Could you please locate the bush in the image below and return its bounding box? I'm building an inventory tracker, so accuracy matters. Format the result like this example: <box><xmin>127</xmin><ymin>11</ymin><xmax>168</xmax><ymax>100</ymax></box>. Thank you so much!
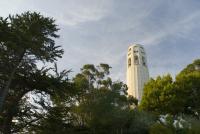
<box><xmin>149</xmin><ymin>123</ymin><xmax>173</xmax><ymax>134</ymax></box>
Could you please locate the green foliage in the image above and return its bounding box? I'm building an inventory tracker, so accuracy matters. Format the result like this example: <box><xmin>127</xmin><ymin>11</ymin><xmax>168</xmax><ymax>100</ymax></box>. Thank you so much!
<box><xmin>149</xmin><ymin>123</ymin><xmax>173</xmax><ymax>134</ymax></box>
<box><xmin>32</xmin><ymin>106</ymin><xmax>73</xmax><ymax>134</ymax></box>
<box><xmin>0</xmin><ymin>11</ymin><xmax>65</xmax><ymax>133</ymax></box>
<box><xmin>72</xmin><ymin>64</ymin><xmax>130</xmax><ymax>133</ymax></box>
<box><xmin>34</xmin><ymin>63</ymin><xmax>154</xmax><ymax>134</ymax></box>
<box><xmin>0</xmin><ymin>11</ymin><xmax>63</xmax><ymax>63</ymax></box>
<box><xmin>140</xmin><ymin>59</ymin><xmax>200</xmax><ymax>117</ymax></box>
<box><xmin>187</xmin><ymin>119</ymin><xmax>200</xmax><ymax>134</ymax></box>
<box><xmin>140</xmin><ymin>74</ymin><xmax>176</xmax><ymax>114</ymax></box>
<box><xmin>175</xmin><ymin>61</ymin><xmax>200</xmax><ymax>117</ymax></box>
<box><xmin>149</xmin><ymin>115</ymin><xmax>200</xmax><ymax>134</ymax></box>
<box><xmin>179</xmin><ymin>59</ymin><xmax>200</xmax><ymax>74</ymax></box>
<box><xmin>126</xmin><ymin>110</ymin><xmax>156</xmax><ymax>134</ymax></box>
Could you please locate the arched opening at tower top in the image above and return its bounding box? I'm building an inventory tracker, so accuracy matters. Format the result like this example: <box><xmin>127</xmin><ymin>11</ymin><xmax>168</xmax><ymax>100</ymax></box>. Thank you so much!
<box><xmin>128</xmin><ymin>58</ymin><xmax>131</xmax><ymax>67</ymax></box>
<box><xmin>134</xmin><ymin>55</ymin><xmax>139</xmax><ymax>65</ymax></box>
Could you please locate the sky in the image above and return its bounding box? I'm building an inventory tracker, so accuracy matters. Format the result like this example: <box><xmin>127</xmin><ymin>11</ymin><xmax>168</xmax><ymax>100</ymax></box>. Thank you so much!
<box><xmin>0</xmin><ymin>0</ymin><xmax>200</xmax><ymax>81</ymax></box>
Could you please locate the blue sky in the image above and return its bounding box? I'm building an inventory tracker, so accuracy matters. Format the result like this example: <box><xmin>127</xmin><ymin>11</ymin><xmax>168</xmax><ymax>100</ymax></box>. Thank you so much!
<box><xmin>0</xmin><ymin>0</ymin><xmax>200</xmax><ymax>81</ymax></box>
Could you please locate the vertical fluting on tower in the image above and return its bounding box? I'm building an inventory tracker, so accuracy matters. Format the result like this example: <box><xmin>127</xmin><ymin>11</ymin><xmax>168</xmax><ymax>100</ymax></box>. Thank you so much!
<box><xmin>126</xmin><ymin>44</ymin><xmax>149</xmax><ymax>102</ymax></box>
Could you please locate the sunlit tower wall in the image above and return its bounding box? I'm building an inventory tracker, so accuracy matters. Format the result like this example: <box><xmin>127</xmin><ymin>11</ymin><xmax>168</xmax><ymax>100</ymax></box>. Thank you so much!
<box><xmin>126</xmin><ymin>44</ymin><xmax>149</xmax><ymax>102</ymax></box>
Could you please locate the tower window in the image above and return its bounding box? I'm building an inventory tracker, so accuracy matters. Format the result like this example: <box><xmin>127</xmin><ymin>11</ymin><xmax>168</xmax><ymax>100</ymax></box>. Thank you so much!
<box><xmin>142</xmin><ymin>56</ymin><xmax>146</xmax><ymax>66</ymax></box>
<box><xmin>134</xmin><ymin>55</ymin><xmax>139</xmax><ymax>65</ymax></box>
<box><xmin>128</xmin><ymin>58</ymin><xmax>131</xmax><ymax>67</ymax></box>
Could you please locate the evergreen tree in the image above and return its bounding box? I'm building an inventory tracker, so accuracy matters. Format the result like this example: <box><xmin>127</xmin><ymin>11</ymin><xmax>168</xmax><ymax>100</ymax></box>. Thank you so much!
<box><xmin>0</xmin><ymin>12</ymin><xmax>66</xmax><ymax>133</ymax></box>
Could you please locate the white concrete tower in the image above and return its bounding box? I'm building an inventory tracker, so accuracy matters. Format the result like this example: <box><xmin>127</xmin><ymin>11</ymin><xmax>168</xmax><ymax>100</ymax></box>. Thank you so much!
<box><xmin>126</xmin><ymin>44</ymin><xmax>149</xmax><ymax>102</ymax></box>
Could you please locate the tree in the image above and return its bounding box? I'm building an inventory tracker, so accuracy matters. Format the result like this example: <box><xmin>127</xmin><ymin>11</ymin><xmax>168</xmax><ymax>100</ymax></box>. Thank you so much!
<box><xmin>24</xmin><ymin>63</ymin><xmax>157</xmax><ymax>134</ymax></box>
<box><xmin>0</xmin><ymin>11</ymin><xmax>63</xmax><ymax>112</ymax></box>
<box><xmin>175</xmin><ymin>59</ymin><xmax>200</xmax><ymax>118</ymax></box>
<box><xmin>139</xmin><ymin>74</ymin><xmax>176</xmax><ymax>115</ymax></box>
<box><xmin>140</xmin><ymin>59</ymin><xmax>200</xmax><ymax>117</ymax></box>
<box><xmin>33</xmin><ymin>64</ymin><xmax>147</xmax><ymax>134</ymax></box>
<box><xmin>70</xmin><ymin>64</ymin><xmax>148</xmax><ymax>134</ymax></box>
<box><xmin>13</xmin><ymin>66</ymin><xmax>75</xmax><ymax>133</ymax></box>
<box><xmin>0</xmin><ymin>12</ymin><xmax>67</xmax><ymax>134</ymax></box>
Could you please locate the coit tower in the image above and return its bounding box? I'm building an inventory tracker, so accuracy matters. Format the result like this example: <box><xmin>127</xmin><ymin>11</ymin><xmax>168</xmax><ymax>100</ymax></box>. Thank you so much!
<box><xmin>126</xmin><ymin>44</ymin><xmax>149</xmax><ymax>102</ymax></box>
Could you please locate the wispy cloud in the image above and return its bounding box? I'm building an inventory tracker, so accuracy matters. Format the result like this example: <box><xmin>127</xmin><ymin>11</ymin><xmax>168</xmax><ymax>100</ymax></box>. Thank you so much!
<box><xmin>140</xmin><ymin>11</ymin><xmax>200</xmax><ymax>46</ymax></box>
<box><xmin>0</xmin><ymin>0</ymin><xmax>200</xmax><ymax>81</ymax></box>
<box><xmin>55</xmin><ymin>0</ymin><xmax>113</xmax><ymax>26</ymax></box>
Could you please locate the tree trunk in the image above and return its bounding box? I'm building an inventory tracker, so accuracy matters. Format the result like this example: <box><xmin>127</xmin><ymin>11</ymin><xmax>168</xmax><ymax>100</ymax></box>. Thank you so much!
<box><xmin>1</xmin><ymin>89</ymin><xmax>28</xmax><ymax>133</ymax></box>
<box><xmin>0</xmin><ymin>50</ymin><xmax>25</xmax><ymax>113</ymax></box>
<box><xmin>2</xmin><ymin>111</ymin><xmax>13</xmax><ymax>134</ymax></box>
<box><xmin>0</xmin><ymin>67</ymin><xmax>17</xmax><ymax>113</ymax></box>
